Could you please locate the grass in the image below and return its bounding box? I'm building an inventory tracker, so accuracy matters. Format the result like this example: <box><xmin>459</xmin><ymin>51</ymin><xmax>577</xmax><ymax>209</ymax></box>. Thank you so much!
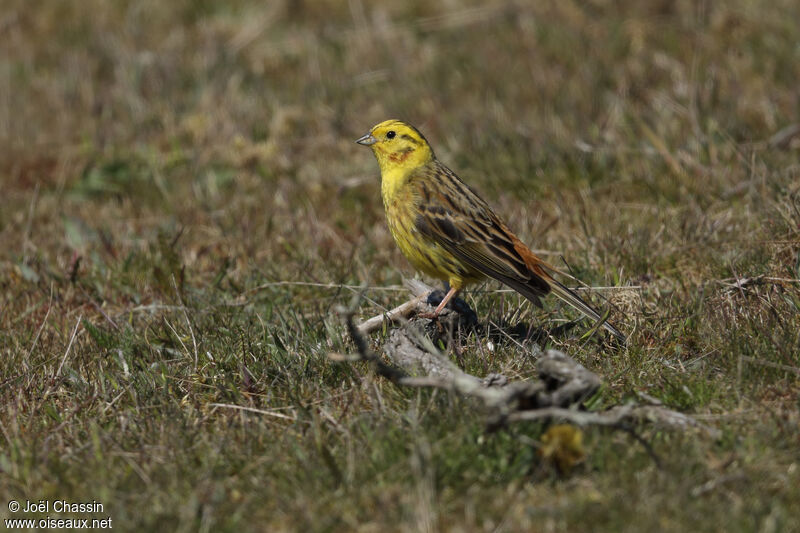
<box><xmin>2</xmin><ymin>0</ymin><xmax>800</xmax><ymax>531</ymax></box>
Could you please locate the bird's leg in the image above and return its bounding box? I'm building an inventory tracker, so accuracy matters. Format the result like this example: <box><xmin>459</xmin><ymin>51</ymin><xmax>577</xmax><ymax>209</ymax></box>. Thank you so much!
<box><xmin>419</xmin><ymin>285</ymin><xmax>460</xmax><ymax>319</ymax></box>
<box><xmin>433</xmin><ymin>286</ymin><xmax>459</xmax><ymax>315</ymax></box>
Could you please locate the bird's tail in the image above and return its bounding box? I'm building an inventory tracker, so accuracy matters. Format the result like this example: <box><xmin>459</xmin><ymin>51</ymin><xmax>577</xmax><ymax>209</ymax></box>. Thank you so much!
<box><xmin>544</xmin><ymin>277</ymin><xmax>627</xmax><ymax>342</ymax></box>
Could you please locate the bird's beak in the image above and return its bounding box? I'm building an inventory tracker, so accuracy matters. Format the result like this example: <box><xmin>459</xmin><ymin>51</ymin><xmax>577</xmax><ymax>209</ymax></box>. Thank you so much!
<box><xmin>355</xmin><ymin>133</ymin><xmax>377</xmax><ymax>146</ymax></box>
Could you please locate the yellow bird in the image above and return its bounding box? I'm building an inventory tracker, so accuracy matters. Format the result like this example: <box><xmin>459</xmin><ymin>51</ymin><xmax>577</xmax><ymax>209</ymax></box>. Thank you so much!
<box><xmin>356</xmin><ymin>119</ymin><xmax>625</xmax><ymax>342</ymax></box>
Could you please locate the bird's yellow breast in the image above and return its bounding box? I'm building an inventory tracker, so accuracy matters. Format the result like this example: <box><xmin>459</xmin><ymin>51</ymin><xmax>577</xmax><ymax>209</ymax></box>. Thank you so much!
<box><xmin>381</xmin><ymin>167</ymin><xmax>482</xmax><ymax>288</ymax></box>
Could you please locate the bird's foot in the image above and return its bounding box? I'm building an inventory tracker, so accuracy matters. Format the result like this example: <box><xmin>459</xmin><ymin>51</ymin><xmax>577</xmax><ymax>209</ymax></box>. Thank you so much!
<box><xmin>424</xmin><ymin>290</ymin><xmax>478</xmax><ymax>325</ymax></box>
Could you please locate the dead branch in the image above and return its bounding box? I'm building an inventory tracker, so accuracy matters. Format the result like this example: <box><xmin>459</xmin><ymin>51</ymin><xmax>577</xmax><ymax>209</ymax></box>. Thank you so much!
<box><xmin>356</xmin><ymin>294</ymin><xmax>427</xmax><ymax>335</ymax></box>
<box><xmin>508</xmin><ymin>404</ymin><xmax>716</xmax><ymax>435</ymax></box>
<box><xmin>356</xmin><ymin>279</ymin><xmax>445</xmax><ymax>335</ymax></box>
<box><xmin>334</xmin><ymin>306</ymin><xmax>719</xmax><ymax>438</ymax></box>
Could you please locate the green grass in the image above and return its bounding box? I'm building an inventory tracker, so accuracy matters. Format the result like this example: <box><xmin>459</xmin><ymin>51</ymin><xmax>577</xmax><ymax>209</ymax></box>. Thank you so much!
<box><xmin>2</xmin><ymin>0</ymin><xmax>800</xmax><ymax>531</ymax></box>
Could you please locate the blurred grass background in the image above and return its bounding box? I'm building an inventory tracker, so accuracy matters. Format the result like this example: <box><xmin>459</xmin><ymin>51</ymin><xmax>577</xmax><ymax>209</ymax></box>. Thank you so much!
<box><xmin>1</xmin><ymin>0</ymin><xmax>799</xmax><ymax>531</ymax></box>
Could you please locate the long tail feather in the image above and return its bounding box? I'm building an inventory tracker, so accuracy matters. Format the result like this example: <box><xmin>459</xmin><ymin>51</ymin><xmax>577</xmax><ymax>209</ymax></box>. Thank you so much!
<box><xmin>545</xmin><ymin>278</ymin><xmax>627</xmax><ymax>342</ymax></box>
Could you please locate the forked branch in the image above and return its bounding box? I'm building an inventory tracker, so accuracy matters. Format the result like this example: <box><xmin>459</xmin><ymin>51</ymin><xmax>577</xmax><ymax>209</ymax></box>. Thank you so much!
<box><xmin>332</xmin><ymin>304</ymin><xmax>718</xmax><ymax>438</ymax></box>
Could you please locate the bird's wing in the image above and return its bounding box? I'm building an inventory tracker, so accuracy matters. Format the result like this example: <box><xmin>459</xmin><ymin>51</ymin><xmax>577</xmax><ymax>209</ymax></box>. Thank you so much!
<box><xmin>411</xmin><ymin>162</ymin><xmax>552</xmax><ymax>302</ymax></box>
<box><xmin>410</xmin><ymin>162</ymin><xmax>626</xmax><ymax>342</ymax></box>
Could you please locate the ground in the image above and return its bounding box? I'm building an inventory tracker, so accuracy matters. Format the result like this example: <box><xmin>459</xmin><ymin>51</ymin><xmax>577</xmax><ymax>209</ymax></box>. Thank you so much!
<box><xmin>1</xmin><ymin>1</ymin><xmax>799</xmax><ymax>531</ymax></box>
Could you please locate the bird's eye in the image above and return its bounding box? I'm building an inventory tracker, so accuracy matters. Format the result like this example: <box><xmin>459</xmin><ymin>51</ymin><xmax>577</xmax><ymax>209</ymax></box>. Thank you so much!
<box><xmin>386</xmin><ymin>130</ymin><xmax>396</xmax><ymax>139</ymax></box>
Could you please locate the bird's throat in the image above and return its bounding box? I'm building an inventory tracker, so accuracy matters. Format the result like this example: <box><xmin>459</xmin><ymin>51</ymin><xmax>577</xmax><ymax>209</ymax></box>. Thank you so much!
<box><xmin>380</xmin><ymin>166</ymin><xmax>412</xmax><ymax>207</ymax></box>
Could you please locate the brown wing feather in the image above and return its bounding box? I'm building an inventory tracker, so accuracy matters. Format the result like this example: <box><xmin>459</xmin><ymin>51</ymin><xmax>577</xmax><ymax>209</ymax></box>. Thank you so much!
<box><xmin>412</xmin><ymin>162</ymin><xmax>551</xmax><ymax>305</ymax></box>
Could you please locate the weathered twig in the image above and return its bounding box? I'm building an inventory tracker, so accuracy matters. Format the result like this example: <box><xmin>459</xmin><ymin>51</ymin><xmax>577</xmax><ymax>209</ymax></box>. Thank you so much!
<box><xmin>356</xmin><ymin>294</ymin><xmax>427</xmax><ymax>335</ymax></box>
<box><xmin>356</xmin><ymin>279</ymin><xmax>447</xmax><ymax>335</ymax></box>
<box><xmin>508</xmin><ymin>404</ymin><xmax>715</xmax><ymax>434</ymax></box>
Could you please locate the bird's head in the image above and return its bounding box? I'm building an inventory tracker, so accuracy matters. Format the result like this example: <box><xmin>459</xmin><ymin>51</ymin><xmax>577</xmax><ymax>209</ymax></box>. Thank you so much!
<box><xmin>355</xmin><ymin>120</ymin><xmax>434</xmax><ymax>173</ymax></box>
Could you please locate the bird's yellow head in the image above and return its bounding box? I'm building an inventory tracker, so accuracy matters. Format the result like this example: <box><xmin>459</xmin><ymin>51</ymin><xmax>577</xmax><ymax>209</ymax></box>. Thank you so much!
<box><xmin>355</xmin><ymin>120</ymin><xmax>434</xmax><ymax>173</ymax></box>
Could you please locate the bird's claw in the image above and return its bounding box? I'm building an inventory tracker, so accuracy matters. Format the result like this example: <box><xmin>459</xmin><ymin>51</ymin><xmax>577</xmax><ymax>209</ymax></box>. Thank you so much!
<box><xmin>423</xmin><ymin>290</ymin><xmax>478</xmax><ymax>325</ymax></box>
